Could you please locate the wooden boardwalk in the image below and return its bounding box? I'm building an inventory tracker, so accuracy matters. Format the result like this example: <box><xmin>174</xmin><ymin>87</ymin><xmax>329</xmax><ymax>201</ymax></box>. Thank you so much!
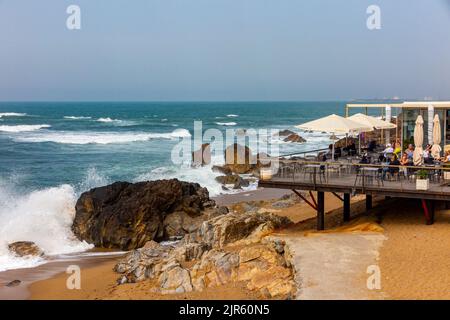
<box><xmin>259</xmin><ymin>164</ymin><xmax>450</xmax><ymax>229</ymax></box>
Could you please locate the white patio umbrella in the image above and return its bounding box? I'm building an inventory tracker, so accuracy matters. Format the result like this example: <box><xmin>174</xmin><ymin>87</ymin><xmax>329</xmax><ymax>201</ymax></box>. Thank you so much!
<box><xmin>348</xmin><ymin>113</ymin><xmax>397</xmax><ymax>130</ymax></box>
<box><xmin>348</xmin><ymin>113</ymin><xmax>397</xmax><ymax>154</ymax></box>
<box><xmin>431</xmin><ymin>114</ymin><xmax>442</xmax><ymax>159</ymax></box>
<box><xmin>296</xmin><ymin>114</ymin><xmax>373</xmax><ymax>160</ymax></box>
<box><xmin>413</xmin><ymin>115</ymin><xmax>424</xmax><ymax>166</ymax></box>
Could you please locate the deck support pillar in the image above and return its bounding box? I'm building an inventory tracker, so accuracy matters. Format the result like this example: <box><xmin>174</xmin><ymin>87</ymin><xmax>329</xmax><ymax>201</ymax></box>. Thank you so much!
<box><xmin>366</xmin><ymin>194</ymin><xmax>372</xmax><ymax>212</ymax></box>
<box><xmin>422</xmin><ymin>200</ymin><xmax>435</xmax><ymax>225</ymax></box>
<box><xmin>343</xmin><ymin>193</ymin><xmax>351</xmax><ymax>222</ymax></box>
<box><xmin>317</xmin><ymin>191</ymin><xmax>325</xmax><ymax>230</ymax></box>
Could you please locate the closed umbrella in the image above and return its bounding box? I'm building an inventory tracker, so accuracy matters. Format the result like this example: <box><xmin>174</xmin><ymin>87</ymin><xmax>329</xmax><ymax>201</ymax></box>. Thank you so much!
<box><xmin>431</xmin><ymin>114</ymin><xmax>442</xmax><ymax>159</ymax></box>
<box><xmin>413</xmin><ymin>115</ymin><xmax>424</xmax><ymax>166</ymax></box>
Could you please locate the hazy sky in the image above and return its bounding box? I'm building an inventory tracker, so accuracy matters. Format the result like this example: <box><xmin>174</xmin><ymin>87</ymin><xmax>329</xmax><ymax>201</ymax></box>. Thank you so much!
<box><xmin>1</xmin><ymin>0</ymin><xmax>450</xmax><ymax>101</ymax></box>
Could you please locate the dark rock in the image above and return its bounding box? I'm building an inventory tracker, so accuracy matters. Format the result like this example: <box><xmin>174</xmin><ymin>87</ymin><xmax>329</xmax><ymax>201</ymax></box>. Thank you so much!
<box><xmin>212</xmin><ymin>165</ymin><xmax>233</xmax><ymax>176</ymax></box>
<box><xmin>5</xmin><ymin>280</ymin><xmax>21</xmax><ymax>287</ymax></box>
<box><xmin>277</xmin><ymin>129</ymin><xmax>296</xmax><ymax>137</ymax></box>
<box><xmin>215</xmin><ymin>174</ymin><xmax>250</xmax><ymax>189</ymax></box>
<box><xmin>283</xmin><ymin>134</ymin><xmax>306</xmax><ymax>143</ymax></box>
<box><xmin>8</xmin><ymin>242</ymin><xmax>44</xmax><ymax>257</ymax></box>
<box><xmin>72</xmin><ymin>179</ymin><xmax>220</xmax><ymax>250</ymax></box>
<box><xmin>192</xmin><ymin>143</ymin><xmax>211</xmax><ymax>166</ymax></box>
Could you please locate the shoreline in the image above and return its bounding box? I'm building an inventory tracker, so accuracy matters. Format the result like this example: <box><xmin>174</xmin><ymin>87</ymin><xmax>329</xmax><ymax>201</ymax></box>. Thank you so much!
<box><xmin>3</xmin><ymin>187</ymin><xmax>450</xmax><ymax>300</ymax></box>
<box><xmin>0</xmin><ymin>187</ymin><xmax>291</xmax><ymax>300</ymax></box>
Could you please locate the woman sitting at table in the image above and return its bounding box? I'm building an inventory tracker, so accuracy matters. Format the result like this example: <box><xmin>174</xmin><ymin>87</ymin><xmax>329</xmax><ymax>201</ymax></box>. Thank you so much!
<box><xmin>423</xmin><ymin>144</ymin><xmax>434</xmax><ymax>164</ymax></box>
<box><xmin>440</xmin><ymin>150</ymin><xmax>450</xmax><ymax>163</ymax></box>
<box><xmin>399</xmin><ymin>153</ymin><xmax>410</xmax><ymax>166</ymax></box>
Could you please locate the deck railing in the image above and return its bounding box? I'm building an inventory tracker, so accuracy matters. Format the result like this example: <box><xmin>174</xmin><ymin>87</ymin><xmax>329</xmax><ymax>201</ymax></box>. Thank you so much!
<box><xmin>260</xmin><ymin>159</ymin><xmax>450</xmax><ymax>194</ymax></box>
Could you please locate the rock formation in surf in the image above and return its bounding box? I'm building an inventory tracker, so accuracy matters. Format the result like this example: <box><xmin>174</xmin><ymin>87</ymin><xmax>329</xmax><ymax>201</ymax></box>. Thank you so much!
<box><xmin>71</xmin><ymin>179</ymin><xmax>228</xmax><ymax>250</ymax></box>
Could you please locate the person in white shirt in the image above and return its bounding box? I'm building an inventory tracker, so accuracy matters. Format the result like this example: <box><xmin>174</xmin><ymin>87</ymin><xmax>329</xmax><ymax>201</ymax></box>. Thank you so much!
<box><xmin>383</xmin><ymin>143</ymin><xmax>394</xmax><ymax>159</ymax></box>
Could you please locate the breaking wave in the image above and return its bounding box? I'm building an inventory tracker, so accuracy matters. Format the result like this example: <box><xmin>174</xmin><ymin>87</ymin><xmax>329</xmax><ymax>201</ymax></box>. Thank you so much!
<box><xmin>0</xmin><ymin>124</ymin><xmax>51</xmax><ymax>132</ymax></box>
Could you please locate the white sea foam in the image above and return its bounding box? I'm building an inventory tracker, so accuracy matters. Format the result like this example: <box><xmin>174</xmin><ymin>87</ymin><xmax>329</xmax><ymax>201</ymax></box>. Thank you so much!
<box><xmin>0</xmin><ymin>112</ymin><xmax>27</xmax><ymax>118</ymax></box>
<box><xmin>0</xmin><ymin>182</ymin><xmax>93</xmax><ymax>272</ymax></box>
<box><xmin>96</xmin><ymin>117</ymin><xmax>120</xmax><ymax>123</ymax></box>
<box><xmin>14</xmin><ymin>129</ymin><xmax>191</xmax><ymax>144</ymax></box>
<box><xmin>0</xmin><ymin>124</ymin><xmax>51</xmax><ymax>132</ymax></box>
<box><xmin>134</xmin><ymin>165</ymin><xmax>225</xmax><ymax>197</ymax></box>
<box><xmin>215</xmin><ymin>122</ymin><xmax>237</xmax><ymax>126</ymax></box>
<box><xmin>227</xmin><ymin>114</ymin><xmax>239</xmax><ymax>118</ymax></box>
<box><xmin>64</xmin><ymin>116</ymin><xmax>92</xmax><ymax>120</ymax></box>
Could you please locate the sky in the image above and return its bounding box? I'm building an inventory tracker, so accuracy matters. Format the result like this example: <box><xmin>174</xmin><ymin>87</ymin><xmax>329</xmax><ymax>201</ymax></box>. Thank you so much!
<box><xmin>1</xmin><ymin>0</ymin><xmax>450</xmax><ymax>101</ymax></box>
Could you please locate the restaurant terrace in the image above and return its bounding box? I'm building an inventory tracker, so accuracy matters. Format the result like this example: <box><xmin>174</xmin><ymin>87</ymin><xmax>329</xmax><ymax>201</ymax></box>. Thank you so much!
<box><xmin>258</xmin><ymin>101</ymin><xmax>450</xmax><ymax>230</ymax></box>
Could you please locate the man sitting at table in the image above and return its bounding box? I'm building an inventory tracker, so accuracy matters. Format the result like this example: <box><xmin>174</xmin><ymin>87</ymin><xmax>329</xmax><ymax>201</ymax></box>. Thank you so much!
<box><xmin>382</xmin><ymin>154</ymin><xmax>400</xmax><ymax>180</ymax></box>
<box><xmin>405</xmin><ymin>144</ymin><xmax>415</xmax><ymax>160</ymax></box>
<box><xmin>344</xmin><ymin>141</ymin><xmax>357</xmax><ymax>156</ymax></box>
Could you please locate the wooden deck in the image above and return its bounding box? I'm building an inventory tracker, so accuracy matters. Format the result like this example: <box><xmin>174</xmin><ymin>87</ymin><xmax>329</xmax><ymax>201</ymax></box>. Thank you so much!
<box><xmin>258</xmin><ymin>163</ymin><xmax>450</xmax><ymax>229</ymax></box>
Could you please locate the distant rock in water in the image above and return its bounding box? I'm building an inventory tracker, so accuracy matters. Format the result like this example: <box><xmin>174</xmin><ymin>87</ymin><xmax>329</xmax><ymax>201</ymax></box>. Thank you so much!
<box><xmin>215</xmin><ymin>174</ymin><xmax>250</xmax><ymax>189</ymax></box>
<box><xmin>72</xmin><ymin>179</ymin><xmax>228</xmax><ymax>250</ymax></box>
<box><xmin>283</xmin><ymin>134</ymin><xmax>306</xmax><ymax>143</ymax></box>
<box><xmin>277</xmin><ymin>129</ymin><xmax>296</xmax><ymax>137</ymax></box>
<box><xmin>8</xmin><ymin>241</ymin><xmax>44</xmax><ymax>257</ymax></box>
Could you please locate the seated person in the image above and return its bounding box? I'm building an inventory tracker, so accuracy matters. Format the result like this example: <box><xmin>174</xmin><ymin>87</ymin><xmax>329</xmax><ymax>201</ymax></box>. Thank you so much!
<box><xmin>344</xmin><ymin>141</ymin><xmax>357</xmax><ymax>156</ymax></box>
<box><xmin>393</xmin><ymin>141</ymin><xmax>402</xmax><ymax>158</ymax></box>
<box><xmin>423</xmin><ymin>144</ymin><xmax>434</xmax><ymax>164</ymax></box>
<box><xmin>379</xmin><ymin>143</ymin><xmax>394</xmax><ymax>162</ymax></box>
<box><xmin>367</xmin><ymin>140</ymin><xmax>377</xmax><ymax>152</ymax></box>
<box><xmin>382</xmin><ymin>154</ymin><xmax>400</xmax><ymax>180</ymax></box>
<box><xmin>405</xmin><ymin>144</ymin><xmax>415</xmax><ymax>160</ymax></box>
<box><xmin>440</xmin><ymin>150</ymin><xmax>450</xmax><ymax>163</ymax></box>
<box><xmin>399</xmin><ymin>153</ymin><xmax>410</xmax><ymax>166</ymax></box>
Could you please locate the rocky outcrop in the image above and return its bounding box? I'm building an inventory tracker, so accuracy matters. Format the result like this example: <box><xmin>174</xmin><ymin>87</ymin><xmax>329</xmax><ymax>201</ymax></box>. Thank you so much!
<box><xmin>8</xmin><ymin>241</ymin><xmax>44</xmax><ymax>257</ymax></box>
<box><xmin>72</xmin><ymin>179</ymin><xmax>227</xmax><ymax>250</ymax></box>
<box><xmin>283</xmin><ymin>134</ymin><xmax>306</xmax><ymax>143</ymax></box>
<box><xmin>114</xmin><ymin>212</ymin><xmax>295</xmax><ymax>298</ymax></box>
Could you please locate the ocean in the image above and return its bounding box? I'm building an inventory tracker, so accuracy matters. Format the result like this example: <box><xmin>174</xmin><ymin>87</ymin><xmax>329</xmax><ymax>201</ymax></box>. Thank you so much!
<box><xmin>0</xmin><ymin>101</ymin><xmax>345</xmax><ymax>271</ymax></box>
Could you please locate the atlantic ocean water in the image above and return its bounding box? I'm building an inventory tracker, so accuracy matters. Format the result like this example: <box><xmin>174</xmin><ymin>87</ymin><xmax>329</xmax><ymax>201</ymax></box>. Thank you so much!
<box><xmin>0</xmin><ymin>101</ymin><xmax>344</xmax><ymax>271</ymax></box>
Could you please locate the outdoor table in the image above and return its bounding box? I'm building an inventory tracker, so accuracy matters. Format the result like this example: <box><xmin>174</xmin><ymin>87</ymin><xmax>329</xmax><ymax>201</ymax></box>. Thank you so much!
<box><xmin>354</xmin><ymin>167</ymin><xmax>383</xmax><ymax>187</ymax></box>
<box><xmin>303</xmin><ymin>164</ymin><xmax>326</xmax><ymax>183</ymax></box>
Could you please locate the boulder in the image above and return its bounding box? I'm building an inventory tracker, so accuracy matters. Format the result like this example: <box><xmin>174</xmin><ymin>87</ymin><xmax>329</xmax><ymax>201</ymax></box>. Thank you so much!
<box><xmin>215</xmin><ymin>174</ymin><xmax>250</xmax><ymax>189</ymax></box>
<box><xmin>223</xmin><ymin>143</ymin><xmax>256</xmax><ymax>174</ymax></box>
<box><xmin>5</xmin><ymin>280</ymin><xmax>21</xmax><ymax>287</ymax></box>
<box><xmin>8</xmin><ymin>241</ymin><xmax>44</xmax><ymax>257</ymax></box>
<box><xmin>184</xmin><ymin>212</ymin><xmax>292</xmax><ymax>249</ymax></box>
<box><xmin>212</xmin><ymin>165</ymin><xmax>233</xmax><ymax>176</ymax></box>
<box><xmin>283</xmin><ymin>134</ymin><xmax>306</xmax><ymax>143</ymax></box>
<box><xmin>72</xmin><ymin>179</ymin><xmax>221</xmax><ymax>250</ymax></box>
<box><xmin>277</xmin><ymin>129</ymin><xmax>296</xmax><ymax>137</ymax></box>
<box><xmin>192</xmin><ymin>143</ymin><xmax>211</xmax><ymax>166</ymax></box>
